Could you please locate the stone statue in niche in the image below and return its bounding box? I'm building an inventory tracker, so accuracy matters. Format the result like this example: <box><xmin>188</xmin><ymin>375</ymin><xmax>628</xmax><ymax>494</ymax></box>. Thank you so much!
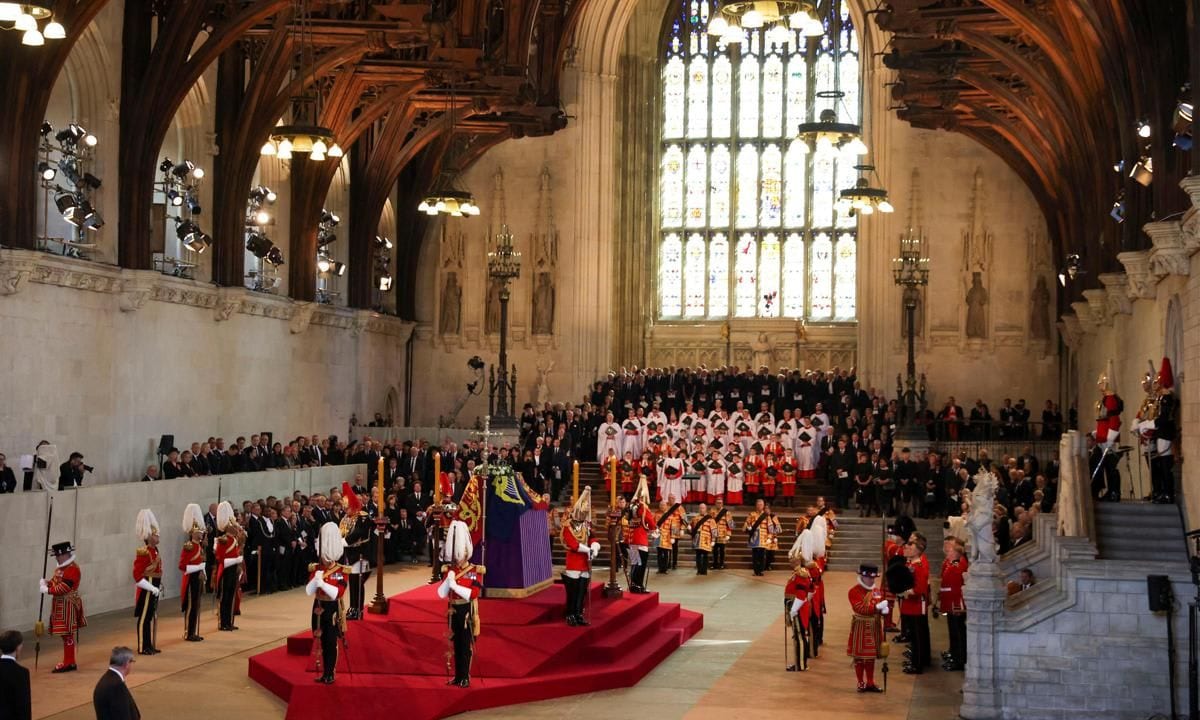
<box><xmin>535</xmin><ymin>359</ymin><xmax>555</xmax><ymax>406</ymax></box>
<box><xmin>966</xmin><ymin>470</ymin><xmax>998</xmax><ymax>564</ymax></box>
<box><xmin>532</xmin><ymin>272</ymin><xmax>555</xmax><ymax>335</ymax></box>
<box><xmin>750</xmin><ymin>333</ymin><xmax>773</xmax><ymax>369</ymax></box>
<box><xmin>440</xmin><ymin>272</ymin><xmax>462</xmax><ymax>335</ymax></box>
<box><xmin>485</xmin><ymin>277</ymin><xmax>502</xmax><ymax>335</ymax></box>
<box><xmin>965</xmin><ymin>272</ymin><xmax>989</xmax><ymax>339</ymax></box>
<box><xmin>1030</xmin><ymin>275</ymin><xmax>1050</xmax><ymax>340</ymax></box>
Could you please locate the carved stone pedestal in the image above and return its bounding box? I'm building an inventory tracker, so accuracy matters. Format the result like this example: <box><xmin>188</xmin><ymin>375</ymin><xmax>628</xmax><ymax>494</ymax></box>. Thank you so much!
<box><xmin>961</xmin><ymin>563</ymin><xmax>1006</xmax><ymax>720</ymax></box>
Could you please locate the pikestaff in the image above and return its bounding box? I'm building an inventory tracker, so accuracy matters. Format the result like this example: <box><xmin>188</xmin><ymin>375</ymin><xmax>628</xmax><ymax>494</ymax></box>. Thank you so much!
<box><xmin>33</xmin><ymin>496</ymin><xmax>53</xmax><ymax>669</ymax></box>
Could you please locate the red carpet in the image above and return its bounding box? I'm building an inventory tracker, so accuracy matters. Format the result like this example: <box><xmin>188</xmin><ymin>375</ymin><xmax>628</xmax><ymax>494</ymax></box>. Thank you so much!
<box><xmin>248</xmin><ymin>582</ymin><xmax>704</xmax><ymax>719</ymax></box>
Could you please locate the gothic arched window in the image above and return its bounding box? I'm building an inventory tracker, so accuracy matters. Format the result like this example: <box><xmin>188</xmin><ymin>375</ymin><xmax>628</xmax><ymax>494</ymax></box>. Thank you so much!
<box><xmin>658</xmin><ymin>0</ymin><xmax>859</xmax><ymax>321</ymax></box>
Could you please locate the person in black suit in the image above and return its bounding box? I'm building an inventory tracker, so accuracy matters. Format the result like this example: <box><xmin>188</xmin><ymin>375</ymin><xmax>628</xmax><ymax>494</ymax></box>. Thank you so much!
<box><xmin>58</xmin><ymin>452</ymin><xmax>89</xmax><ymax>490</ymax></box>
<box><xmin>0</xmin><ymin>630</ymin><xmax>31</xmax><ymax>720</ymax></box>
<box><xmin>93</xmin><ymin>646</ymin><xmax>139</xmax><ymax>720</ymax></box>
<box><xmin>0</xmin><ymin>453</ymin><xmax>17</xmax><ymax>494</ymax></box>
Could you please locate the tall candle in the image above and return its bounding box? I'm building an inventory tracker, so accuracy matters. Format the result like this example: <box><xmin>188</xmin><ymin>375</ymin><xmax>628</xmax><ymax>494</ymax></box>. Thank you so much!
<box><xmin>434</xmin><ymin>452</ymin><xmax>442</xmax><ymax>503</ymax></box>
<box><xmin>572</xmin><ymin>460</ymin><xmax>580</xmax><ymax>505</ymax></box>
<box><xmin>376</xmin><ymin>456</ymin><xmax>384</xmax><ymax>519</ymax></box>
<box><xmin>610</xmin><ymin>455</ymin><xmax>617</xmax><ymax>507</ymax></box>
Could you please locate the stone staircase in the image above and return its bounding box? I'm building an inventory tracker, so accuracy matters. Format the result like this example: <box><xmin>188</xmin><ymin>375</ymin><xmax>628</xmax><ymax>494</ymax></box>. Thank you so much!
<box><xmin>826</xmin><ymin>516</ymin><xmax>947</xmax><ymax>571</ymax></box>
<box><xmin>1094</xmin><ymin>501</ymin><xmax>1190</xmax><ymax>563</ymax></box>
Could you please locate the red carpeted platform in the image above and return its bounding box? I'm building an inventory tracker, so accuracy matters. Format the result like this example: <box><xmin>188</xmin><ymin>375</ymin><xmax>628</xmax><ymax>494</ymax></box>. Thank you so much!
<box><xmin>248</xmin><ymin>582</ymin><xmax>703</xmax><ymax>719</ymax></box>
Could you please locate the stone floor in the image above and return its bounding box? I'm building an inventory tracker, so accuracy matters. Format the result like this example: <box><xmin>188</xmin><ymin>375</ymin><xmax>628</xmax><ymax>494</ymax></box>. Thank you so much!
<box><xmin>32</xmin><ymin>563</ymin><xmax>963</xmax><ymax>719</ymax></box>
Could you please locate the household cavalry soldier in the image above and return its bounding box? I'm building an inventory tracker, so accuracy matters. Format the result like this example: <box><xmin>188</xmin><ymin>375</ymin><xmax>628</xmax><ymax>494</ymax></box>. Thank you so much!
<box><xmin>339</xmin><ymin>483</ymin><xmax>373</xmax><ymax>620</ymax></box>
<box><xmin>847</xmin><ymin>564</ymin><xmax>888</xmax><ymax>693</ymax></box>
<box><xmin>438</xmin><ymin>519</ymin><xmax>485</xmax><ymax>687</ymax></box>
<box><xmin>40</xmin><ymin>540</ymin><xmax>86</xmax><ymax>673</ymax></box>
<box><xmin>626</xmin><ymin>476</ymin><xmax>658</xmax><ymax>593</ymax></box>
<box><xmin>938</xmin><ymin>537</ymin><xmax>969</xmax><ymax>672</ymax></box>
<box><xmin>132</xmin><ymin>509</ymin><xmax>164</xmax><ymax>655</ymax></box>
<box><xmin>690</xmin><ymin>503</ymin><xmax>717</xmax><ymax>575</ymax></box>
<box><xmin>179</xmin><ymin>504</ymin><xmax>207</xmax><ymax>642</ymax></box>
<box><xmin>712</xmin><ymin>497</ymin><xmax>735</xmax><ymax>569</ymax></box>
<box><xmin>1137</xmin><ymin>357</ymin><xmax>1178</xmax><ymax>504</ymax></box>
<box><xmin>560</xmin><ymin>487</ymin><xmax>600</xmax><ymax>626</ymax></box>
<box><xmin>785</xmin><ymin>555</ymin><xmax>814</xmax><ymax>671</ymax></box>
<box><xmin>213</xmin><ymin>500</ymin><xmax>245</xmax><ymax>632</ymax></box>
<box><xmin>1095</xmin><ymin>362</ymin><xmax>1124</xmax><ymax>501</ymax></box>
<box><xmin>307</xmin><ymin>521</ymin><xmax>349</xmax><ymax>684</ymax></box>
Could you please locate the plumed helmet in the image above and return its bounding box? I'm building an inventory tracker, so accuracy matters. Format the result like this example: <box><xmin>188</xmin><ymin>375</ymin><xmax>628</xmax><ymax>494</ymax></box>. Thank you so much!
<box><xmin>441</xmin><ymin>519</ymin><xmax>473</xmax><ymax>564</ymax></box>
<box><xmin>216</xmin><ymin>500</ymin><xmax>235</xmax><ymax>531</ymax></box>
<box><xmin>319</xmin><ymin>521</ymin><xmax>344</xmax><ymax>564</ymax></box>
<box><xmin>135</xmin><ymin>508</ymin><xmax>159</xmax><ymax>542</ymax></box>
<box><xmin>181</xmin><ymin>503</ymin><xmax>205</xmax><ymax>535</ymax></box>
<box><xmin>1158</xmin><ymin>357</ymin><xmax>1175</xmax><ymax>390</ymax></box>
<box><xmin>342</xmin><ymin>482</ymin><xmax>364</xmax><ymax>515</ymax></box>
<box><xmin>570</xmin><ymin>486</ymin><xmax>592</xmax><ymax>524</ymax></box>
<box><xmin>633</xmin><ymin>474</ymin><xmax>651</xmax><ymax>506</ymax></box>
<box><xmin>810</xmin><ymin>515</ymin><xmax>828</xmax><ymax>558</ymax></box>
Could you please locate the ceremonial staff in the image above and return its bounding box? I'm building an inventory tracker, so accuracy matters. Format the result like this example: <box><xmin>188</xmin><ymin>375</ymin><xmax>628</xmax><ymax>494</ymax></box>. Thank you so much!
<box><xmin>879</xmin><ymin>518</ymin><xmax>891</xmax><ymax>692</ymax></box>
<box><xmin>34</xmin><ymin>495</ymin><xmax>54</xmax><ymax>669</ymax></box>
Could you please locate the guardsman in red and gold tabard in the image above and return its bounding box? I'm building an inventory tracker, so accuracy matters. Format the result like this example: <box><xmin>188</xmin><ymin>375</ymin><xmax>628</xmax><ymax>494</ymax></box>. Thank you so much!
<box><xmin>561</xmin><ymin>487</ymin><xmax>600</xmax><ymax>626</ymax></box>
<box><xmin>179</xmin><ymin>503</ymin><xmax>208</xmax><ymax>642</ymax></box>
<box><xmin>212</xmin><ymin>501</ymin><xmax>245</xmax><ymax>632</ymax></box>
<box><xmin>785</xmin><ymin>556</ymin><xmax>814</xmax><ymax>671</ymax></box>
<box><xmin>132</xmin><ymin>509</ymin><xmax>164</xmax><ymax>655</ymax></box>
<box><xmin>847</xmin><ymin>563</ymin><xmax>888</xmax><ymax>692</ymax></box>
<box><xmin>900</xmin><ymin>532</ymin><xmax>931</xmax><ymax>674</ymax></box>
<box><xmin>690</xmin><ymin>503</ymin><xmax>717</xmax><ymax>575</ymax></box>
<box><xmin>438</xmin><ymin>519</ymin><xmax>486</xmax><ymax>688</ymax></box>
<box><xmin>938</xmin><ymin>536</ymin><xmax>969</xmax><ymax>672</ymax></box>
<box><xmin>41</xmin><ymin>540</ymin><xmax>86</xmax><ymax>673</ymax></box>
<box><xmin>712</xmin><ymin>497</ymin><xmax>735</xmax><ymax>569</ymax></box>
<box><xmin>307</xmin><ymin>521</ymin><xmax>350</xmax><ymax>684</ymax></box>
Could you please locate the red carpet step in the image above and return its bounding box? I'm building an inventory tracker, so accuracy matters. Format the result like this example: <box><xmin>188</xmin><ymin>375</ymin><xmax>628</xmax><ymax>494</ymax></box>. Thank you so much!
<box><xmin>248</xmin><ymin>581</ymin><xmax>704</xmax><ymax>719</ymax></box>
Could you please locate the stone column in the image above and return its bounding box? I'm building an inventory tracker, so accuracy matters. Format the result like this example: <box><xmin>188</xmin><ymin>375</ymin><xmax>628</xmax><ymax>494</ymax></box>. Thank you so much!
<box><xmin>961</xmin><ymin>562</ymin><xmax>1006</xmax><ymax>719</ymax></box>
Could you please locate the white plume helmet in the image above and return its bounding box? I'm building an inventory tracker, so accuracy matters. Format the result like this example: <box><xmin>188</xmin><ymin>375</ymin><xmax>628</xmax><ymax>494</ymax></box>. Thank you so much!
<box><xmin>216</xmin><ymin>500</ymin><xmax>235</xmax><ymax>531</ymax></box>
<box><xmin>632</xmin><ymin>474</ymin><xmax>651</xmax><ymax>506</ymax></box>
<box><xmin>441</xmin><ymin>519</ymin><xmax>473</xmax><ymax>564</ymax></box>
<box><xmin>570</xmin><ymin>486</ymin><xmax>592</xmax><ymax>524</ymax></box>
<box><xmin>181</xmin><ymin>503</ymin><xmax>205</xmax><ymax>535</ymax></box>
<box><xmin>810</xmin><ymin>514</ymin><xmax>828</xmax><ymax>558</ymax></box>
<box><xmin>318</xmin><ymin>521</ymin><xmax>345</xmax><ymax>564</ymax></box>
<box><xmin>135</xmin><ymin>508</ymin><xmax>159</xmax><ymax>542</ymax></box>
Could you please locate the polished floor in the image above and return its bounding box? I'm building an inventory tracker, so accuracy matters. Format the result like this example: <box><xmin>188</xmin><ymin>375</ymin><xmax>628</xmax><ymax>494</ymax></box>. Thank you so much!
<box><xmin>31</xmin><ymin>562</ymin><xmax>962</xmax><ymax>720</ymax></box>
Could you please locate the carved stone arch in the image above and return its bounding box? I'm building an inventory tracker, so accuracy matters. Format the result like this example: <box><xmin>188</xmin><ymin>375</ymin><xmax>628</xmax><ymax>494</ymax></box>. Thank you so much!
<box><xmin>171</xmin><ymin>80</ymin><xmax>213</xmax><ymax>161</ymax></box>
<box><xmin>60</xmin><ymin>21</ymin><xmax>115</xmax><ymax>127</ymax></box>
<box><xmin>384</xmin><ymin>385</ymin><xmax>401</xmax><ymax>426</ymax></box>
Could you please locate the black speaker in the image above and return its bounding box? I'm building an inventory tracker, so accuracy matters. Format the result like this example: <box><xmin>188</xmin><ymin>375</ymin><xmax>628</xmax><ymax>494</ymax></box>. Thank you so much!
<box><xmin>1147</xmin><ymin>574</ymin><xmax>1173</xmax><ymax>612</ymax></box>
<box><xmin>157</xmin><ymin>434</ymin><xmax>174</xmax><ymax>455</ymax></box>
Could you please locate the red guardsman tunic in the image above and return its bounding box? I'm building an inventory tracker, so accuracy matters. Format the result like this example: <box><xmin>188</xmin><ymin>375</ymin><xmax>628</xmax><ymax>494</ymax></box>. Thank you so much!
<box><xmin>47</xmin><ymin>561</ymin><xmax>86</xmax><ymax>635</ymax></box>
<box><xmin>900</xmin><ymin>555</ymin><xmax>930</xmax><ymax>617</ymax></box>
<box><xmin>938</xmin><ymin>556</ymin><xmax>969</xmax><ymax>614</ymax></box>
<box><xmin>132</xmin><ymin>545</ymin><xmax>163</xmax><ymax>604</ymax></box>
<box><xmin>561</xmin><ymin>524</ymin><xmax>597</xmax><ymax>574</ymax></box>
<box><xmin>785</xmin><ymin>568</ymin><xmax>814</xmax><ymax>628</ymax></box>
<box><xmin>1096</xmin><ymin>392</ymin><xmax>1122</xmax><ymax>445</ymax></box>
<box><xmin>846</xmin><ymin>582</ymin><xmax>884</xmax><ymax>659</ymax></box>
<box><xmin>213</xmin><ymin>532</ymin><xmax>243</xmax><ymax>585</ymax></box>
<box><xmin>178</xmin><ymin>540</ymin><xmax>206</xmax><ymax>607</ymax></box>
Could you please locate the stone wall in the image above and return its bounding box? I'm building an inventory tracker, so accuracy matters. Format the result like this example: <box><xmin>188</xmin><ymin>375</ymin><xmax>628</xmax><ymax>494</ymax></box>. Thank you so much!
<box><xmin>0</xmin><ymin>250</ymin><xmax>413</xmax><ymax>484</ymax></box>
<box><xmin>0</xmin><ymin>465</ymin><xmax>362</xmax><ymax>631</ymax></box>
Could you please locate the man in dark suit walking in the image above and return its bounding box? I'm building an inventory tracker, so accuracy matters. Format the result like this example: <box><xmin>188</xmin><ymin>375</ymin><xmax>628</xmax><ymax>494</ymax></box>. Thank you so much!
<box><xmin>93</xmin><ymin>646</ymin><xmax>140</xmax><ymax>720</ymax></box>
<box><xmin>0</xmin><ymin>630</ymin><xmax>31</xmax><ymax>720</ymax></box>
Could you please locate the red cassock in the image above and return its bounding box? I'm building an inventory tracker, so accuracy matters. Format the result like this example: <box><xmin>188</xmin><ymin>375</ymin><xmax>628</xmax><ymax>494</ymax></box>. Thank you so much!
<box><xmin>1096</xmin><ymin>393</ymin><xmax>1122</xmax><ymax>445</ymax></box>
<box><xmin>938</xmin><ymin>556</ymin><xmax>969</xmax><ymax>614</ymax></box>
<box><xmin>900</xmin><ymin>555</ymin><xmax>930</xmax><ymax>616</ymax></box>
<box><xmin>785</xmin><ymin>569</ymin><xmax>814</xmax><ymax>628</ymax></box>
<box><xmin>213</xmin><ymin>533</ymin><xmax>243</xmax><ymax>585</ymax></box>
<box><xmin>627</xmin><ymin>505</ymin><xmax>657</xmax><ymax>547</ymax></box>
<box><xmin>47</xmin><ymin>562</ymin><xmax>86</xmax><ymax>635</ymax></box>
<box><xmin>561</xmin><ymin>525</ymin><xmax>597</xmax><ymax>574</ymax></box>
<box><xmin>178</xmin><ymin>541</ymin><xmax>206</xmax><ymax>607</ymax></box>
<box><xmin>132</xmin><ymin>546</ymin><xmax>163</xmax><ymax>605</ymax></box>
<box><xmin>846</xmin><ymin>583</ymin><xmax>884</xmax><ymax>659</ymax></box>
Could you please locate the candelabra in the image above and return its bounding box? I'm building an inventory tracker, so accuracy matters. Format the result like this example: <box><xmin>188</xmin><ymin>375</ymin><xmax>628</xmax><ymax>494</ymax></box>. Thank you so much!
<box><xmin>487</xmin><ymin>224</ymin><xmax>521</xmax><ymax>427</ymax></box>
<box><xmin>892</xmin><ymin>227</ymin><xmax>930</xmax><ymax>435</ymax></box>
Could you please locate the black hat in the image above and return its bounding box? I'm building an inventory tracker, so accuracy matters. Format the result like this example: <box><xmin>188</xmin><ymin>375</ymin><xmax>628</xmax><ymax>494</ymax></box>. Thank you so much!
<box><xmin>50</xmin><ymin>541</ymin><xmax>75</xmax><ymax>556</ymax></box>
<box><xmin>858</xmin><ymin>563</ymin><xmax>879</xmax><ymax>577</ymax></box>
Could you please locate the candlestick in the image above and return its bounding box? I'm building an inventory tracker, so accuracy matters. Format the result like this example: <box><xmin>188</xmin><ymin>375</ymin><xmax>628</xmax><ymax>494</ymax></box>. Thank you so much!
<box><xmin>572</xmin><ymin>460</ymin><xmax>580</xmax><ymax>505</ymax></box>
<box><xmin>434</xmin><ymin>452</ymin><xmax>442</xmax><ymax>503</ymax></box>
<box><xmin>376</xmin><ymin>456</ymin><xmax>384</xmax><ymax>519</ymax></box>
<box><xmin>609</xmin><ymin>455</ymin><xmax>617</xmax><ymax>507</ymax></box>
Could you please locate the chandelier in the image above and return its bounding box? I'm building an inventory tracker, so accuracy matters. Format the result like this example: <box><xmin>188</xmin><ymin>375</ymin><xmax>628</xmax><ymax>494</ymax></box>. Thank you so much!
<box><xmin>837</xmin><ymin>164</ymin><xmax>893</xmax><ymax>216</ymax></box>
<box><xmin>796</xmin><ymin>91</ymin><xmax>867</xmax><ymax>155</ymax></box>
<box><xmin>0</xmin><ymin>3</ymin><xmax>65</xmax><ymax>46</ymax></box>
<box><xmin>418</xmin><ymin>82</ymin><xmax>479</xmax><ymax>217</ymax></box>
<box><xmin>259</xmin><ymin>0</ymin><xmax>343</xmax><ymax>161</ymax></box>
<box><xmin>707</xmin><ymin>0</ymin><xmax>823</xmax><ymax>44</ymax></box>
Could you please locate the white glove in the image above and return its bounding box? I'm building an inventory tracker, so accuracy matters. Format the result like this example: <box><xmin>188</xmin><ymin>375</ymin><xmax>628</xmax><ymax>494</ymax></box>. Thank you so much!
<box><xmin>223</xmin><ymin>557</ymin><xmax>243</xmax><ymax>568</ymax></box>
<box><xmin>39</xmin><ymin>579</ymin><xmax>48</xmax><ymax>594</ymax></box>
<box><xmin>590</xmin><ymin>541</ymin><xmax>601</xmax><ymax>555</ymax></box>
<box><xmin>875</xmin><ymin>600</ymin><xmax>890</xmax><ymax>614</ymax></box>
<box><xmin>314</xmin><ymin>569</ymin><xmax>325</xmax><ymax>581</ymax></box>
<box><xmin>790</xmin><ymin>597</ymin><xmax>803</xmax><ymax>617</ymax></box>
<box><xmin>185</xmin><ymin>563</ymin><xmax>204</xmax><ymax>575</ymax></box>
<box><xmin>305</xmin><ymin>575</ymin><xmax>322</xmax><ymax>596</ymax></box>
<box><xmin>318</xmin><ymin>581</ymin><xmax>339</xmax><ymax>601</ymax></box>
<box><xmin>575</xmin><ymin>544</ymin><xmax>591</xmax><ymax>555</ymax></box>
<box><xmin>136</xmin><ymin>579</ymin><xmax>160</xmax><ymax>596</ymax></box>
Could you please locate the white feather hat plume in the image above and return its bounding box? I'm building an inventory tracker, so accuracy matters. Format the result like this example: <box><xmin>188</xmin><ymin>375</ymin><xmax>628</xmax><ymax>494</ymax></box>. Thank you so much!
<box><xmin>216</xmin><ymin>500</ymin><xmax>235</xmax><ymax>531</ymax></box>
<box><xmin>319</xmin><ymin>521</ymin><xmax>345</xmax><ymax>564</ymax></box>
<box><xmin>135</xmin><ymin>508</ymin><xmax>159</xmax><ymax>543</ymax></box>
<box><xmin>571</xmin><ymin>486</ymin><xmax>592</xmax><ymax>524</ymax></box>
<box><xmin>441</xmin><ymin>519</ymin><xmax>473</xmax><ymax>564</ymax></box>
<box><xmin>182</xmin><ymin>503</ymin><xmax>205</xmax><ymax>535</ymax></box>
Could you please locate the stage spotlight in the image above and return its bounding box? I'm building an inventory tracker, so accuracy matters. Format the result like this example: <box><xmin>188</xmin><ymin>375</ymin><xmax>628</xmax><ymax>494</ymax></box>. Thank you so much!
<box><xmin>1112</xmin><ymin>160</ymin><xmax>1124</xmax><ymax>173</ymax></box>
<box><xmin>40</xmin><ymin>122</ymin><xmax>53</xmax><ymax>137</ymax></box>
<box><xmin>1110</xmin><ymin>196</ymin><xmax>1126</xmax><ymax>224</ymax></box>
<box><xmin>265</xmin><ymin>245</ymin><xmax>285</xmax><ymax>266</ymax></box>
<box><xmin>177</xmin><ymin>221</ymin><xmax>210</xmax><ymax>253</ymax></box>
<box><xmin>468</xmin><ymin>356</ymin><xmax>485</xmax><ymax>371</ymax></box>
<box><xmin>81</xmin><ymin>172</ymin><xmax>101</xmax><ymax>190</ymax></box>
<box><xmin>250</xmin><ymin>186</ymin><xmax>276</xmax><ymax>204</ymax></box>
<box><xmin>376</xmin><ymin>235</ymin><xmax>393</xmax><ymax>249</ymax></box>
<box><xmin>246</xmin><ymin>232</ymin><xmax>273</xmax><ymax>258</ymax></box>
<box><xmin>1129</xmin><ymin>155</ymin><xmax>1153</xmax><ymax>186</ymax></box>
<box><xmin>378</xmin><ymin>274</ymin><xmax>393</xmax><ymax>291</ymax></box>
<box><xmin>254</xmin><ymin>210</ymin><xmax>270</xmax><ymax>225</ymax></box>
<box><xmin>54</xmin><ymin>191</ymin><xmax>78</xmax><ymax>216</ymax></box>
<box><xmin>317</xmin><ymin>230</ymin><xmax>336</xmax><ymax>248</ymax></box>
<box><xmin>320</xmin><ymin>209</ymin><xmax>340</xmax><ymax>226</ymax></box>
<box><xmin>187</xmin><ymin>196</ymin><xmax>202</xmax><ymax>214</ymax></box>
<box><xmin>1137</xmin><ymin>119</ymin><xmax>1152</xmax><ymax>138</ymax></box>
<box><xmin>167</xmin><ymin>189</ymin><xmax>183</xmax><ymax>206</ymax></box>
<box><xmin>171</xmin><ymin>161</ymin><xmax>196</xmax><ymax>179</ymax></box>
<box><xmin>331</xmin><ymin>261</ymin><xmax>346</xmax><ymax>277</ymax></box>
<box><xmin>37</xmin><ymin>162</ymin><xmax>55</xmax><ymax>181</ymax></box>
<box><xmin>81</xmin><ymin>206</ymin><xmax>104</xmax><ymax>231</ymax></box>
<box><xmin>159</xmin><ymin>158</ymin><xmax>174</xmax><ymax>173</ymax></box>
<box><xmin>317</xmin><ymin>256</ymin><xmax>332</xmax><ymax>273</ymax></box>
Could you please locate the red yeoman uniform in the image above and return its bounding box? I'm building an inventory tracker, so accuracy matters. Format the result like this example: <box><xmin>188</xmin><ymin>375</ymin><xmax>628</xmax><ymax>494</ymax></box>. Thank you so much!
<box><xmin>847</xmin><ymin>564</ymin><xmax>887</xmax><ymax>692</ymax></box>
<box><xmin>42</xmin><ymin>541</ymin><xmax>86</xmax><ymax>672</ymax></box>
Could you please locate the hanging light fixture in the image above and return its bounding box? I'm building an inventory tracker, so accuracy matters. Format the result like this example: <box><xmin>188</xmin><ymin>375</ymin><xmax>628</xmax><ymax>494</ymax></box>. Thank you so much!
<box><xmin>259</xmin><ymin>0</ymin><xmax>344</xmax><ymax>161</ymax></box>
<box><xmin>796</xmin><ymin>91</ymin><xmax>867</xmax><ymax>155</ymax></box>
<box><xmin>0</xmin><ymin>3</ymin><xmax>65</xmax><ymax>46</ymax></box>
<box><xmin>707</xmin><ymin>0</ymin><xmax>823</xmax><ymax>44</ymax></box>
<box><xmin>837</xmin><ymin>164</ymin><xmax>893</xmax><ymax>216</ymax></box>
<box><xmin>417</xmin><ymin>81</ymin><xmax>480</xmax><ymax>217</ymax></box>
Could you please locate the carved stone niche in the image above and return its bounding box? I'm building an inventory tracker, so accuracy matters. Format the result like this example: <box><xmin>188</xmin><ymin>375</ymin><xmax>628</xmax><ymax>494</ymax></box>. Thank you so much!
<box><xmin>1081</xmin><ymin>288</ymin><xmax>1109</xmax><ymax>327</ymax></box>
<box><xmin>1116</xmin><ymin>250</ymin><xmax>1155</xmax><ymax>300</ymax></box>
<box><xmin>1070</xmin><ymin>301</ymin><xmax>1096</xmax><ymax>333</ymax></box>
<box><xmin>1145</xmin><ymin>220</ymin><xmax>1189</xmax><ymax>279</ymax></box>
<box><xmin>1097</xmin><ymin>273</ymin><xmax>1132</xmax><ymax>317</ymax></box>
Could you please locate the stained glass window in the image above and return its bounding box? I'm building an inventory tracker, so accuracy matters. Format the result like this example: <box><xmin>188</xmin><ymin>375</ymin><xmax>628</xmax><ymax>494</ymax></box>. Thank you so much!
<box><xmin>657</xmin><ymin>0</ymin><xmax>859</xmax><ymax>320</ymax></box>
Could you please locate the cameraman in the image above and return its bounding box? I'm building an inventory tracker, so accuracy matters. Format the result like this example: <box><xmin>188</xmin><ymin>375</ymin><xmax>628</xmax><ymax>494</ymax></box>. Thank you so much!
<box><xmin>58</xmin><ymin>452</ymin><xmax>92</xmax><ymax>490</ymax></box>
